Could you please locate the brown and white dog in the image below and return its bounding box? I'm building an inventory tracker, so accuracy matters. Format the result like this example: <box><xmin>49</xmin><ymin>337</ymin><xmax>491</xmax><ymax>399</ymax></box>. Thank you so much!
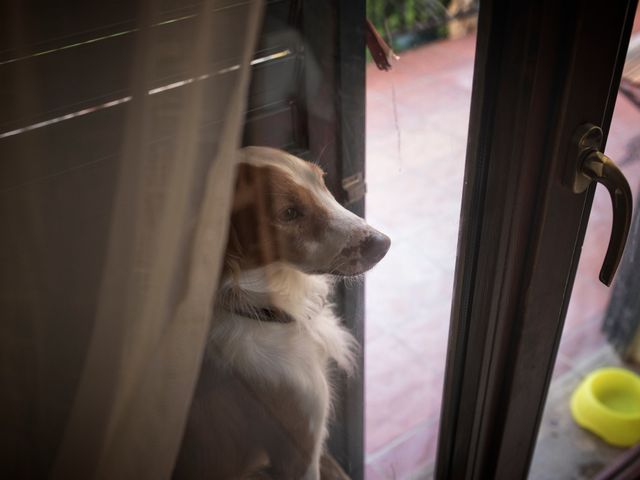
<box><xmin>174</xmin><ymin>147</ymin><xmax>390</xmax><ymax>479</ymax></box>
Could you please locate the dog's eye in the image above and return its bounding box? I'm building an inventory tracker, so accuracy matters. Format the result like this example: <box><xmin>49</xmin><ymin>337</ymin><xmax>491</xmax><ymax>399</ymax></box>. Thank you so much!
<box><xmin>280</xmin><ymin>207</ymin><xmax>302</xmax><ymax>222</ymax></box>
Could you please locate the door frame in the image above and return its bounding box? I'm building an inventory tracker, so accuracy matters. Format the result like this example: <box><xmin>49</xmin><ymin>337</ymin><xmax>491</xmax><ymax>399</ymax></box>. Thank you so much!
<box><xmin>435</xmin><ymin>1</ymin><xmax>638</xmax><ymax>479</ymax></box>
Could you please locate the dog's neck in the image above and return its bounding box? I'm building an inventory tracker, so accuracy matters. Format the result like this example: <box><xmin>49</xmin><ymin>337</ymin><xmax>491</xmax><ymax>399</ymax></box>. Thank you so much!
<box><xmin>216</xmin><ymin>262</ymin><xmax>332</xmax><ymax>325</ymax></box>
<box><xmin>217</xmin><ymin>289</ymin><xmax>295</xmax><ymax>324</ymax></box>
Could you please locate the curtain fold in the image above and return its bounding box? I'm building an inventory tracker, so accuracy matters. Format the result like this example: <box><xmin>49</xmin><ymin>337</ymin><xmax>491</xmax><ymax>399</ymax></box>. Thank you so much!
<box><xmin>1</xmin><ymin>1</ymin><xmax>263</xmax><ymax>478</ymax></box>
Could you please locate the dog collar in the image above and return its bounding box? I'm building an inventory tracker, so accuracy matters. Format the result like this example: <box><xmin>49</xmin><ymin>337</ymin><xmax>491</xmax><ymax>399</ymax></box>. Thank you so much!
<box><xmin>232</xmin><ymin>306</ymin><xmax>295</xmax><ymax>324</ymax></box>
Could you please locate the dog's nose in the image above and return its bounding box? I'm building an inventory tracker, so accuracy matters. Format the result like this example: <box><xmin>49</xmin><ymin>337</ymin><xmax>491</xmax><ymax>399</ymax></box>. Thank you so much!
<box><xmin>361</xmin><ymin>230</ymin><xmax>391</xmax><ymax>264</ymax></box>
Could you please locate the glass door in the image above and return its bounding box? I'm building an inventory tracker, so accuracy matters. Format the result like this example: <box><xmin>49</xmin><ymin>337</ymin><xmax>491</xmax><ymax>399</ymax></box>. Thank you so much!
<box><xmin>530</xmin><ymin>7</ymin><xmax>640</xmax><ymax>480</ymax></box>
<box><xmin>3</xmin><ymin>1</ymin><xmax>636</xmax><ymax>478</ymax></box>
<box><xmin>436</xmin><ymin>0</ymin><xmax>638</xmax><ymax>479</ymax></box>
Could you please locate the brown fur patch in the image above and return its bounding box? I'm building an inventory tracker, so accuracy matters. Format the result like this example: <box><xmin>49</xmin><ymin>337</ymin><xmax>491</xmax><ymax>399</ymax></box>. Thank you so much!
<box><xmin>225</xmin><ymin>163</ymin><xmax>330</xmax><ymax>273</ymax></box>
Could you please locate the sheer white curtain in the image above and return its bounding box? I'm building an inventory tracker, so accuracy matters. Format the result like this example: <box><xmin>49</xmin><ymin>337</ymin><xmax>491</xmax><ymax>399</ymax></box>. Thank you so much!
<box><xmin>1</xmin><ymin>1</ymin><xmax>263</xmax><ymax>478</ymax></box>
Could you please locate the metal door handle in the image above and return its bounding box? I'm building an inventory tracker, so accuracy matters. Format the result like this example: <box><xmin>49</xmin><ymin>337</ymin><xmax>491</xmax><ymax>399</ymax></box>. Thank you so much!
<box><xmin>566</xmin><ymin>124</ymin><xmax>633</xmax><ymax>286</ymax></box>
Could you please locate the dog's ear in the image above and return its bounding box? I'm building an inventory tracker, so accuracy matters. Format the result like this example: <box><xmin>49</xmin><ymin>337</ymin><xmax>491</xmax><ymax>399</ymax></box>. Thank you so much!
<box><xmin>224</xmin><ymin>163</ymin><xmax>280</xmax><ymax>272</ymax></box>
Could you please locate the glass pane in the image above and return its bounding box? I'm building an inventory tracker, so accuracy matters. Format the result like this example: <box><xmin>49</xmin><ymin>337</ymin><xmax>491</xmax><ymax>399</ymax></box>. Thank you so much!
<box><xmin>529</xmin><ymin>8</ymin><xmax>640</xmax><ymax>479</ymax></box>
<box><xmin>365</xmin><ymin>1</ymin><xmax>477</xmax><ymax>476</ymax></box>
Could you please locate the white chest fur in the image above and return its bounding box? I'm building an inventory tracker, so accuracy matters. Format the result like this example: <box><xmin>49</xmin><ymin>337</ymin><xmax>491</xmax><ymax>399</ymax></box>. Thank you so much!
<box><xmin>210</xmin><ymin>264</ymin><xmax>356</xmax><ymax>381</ymax></box>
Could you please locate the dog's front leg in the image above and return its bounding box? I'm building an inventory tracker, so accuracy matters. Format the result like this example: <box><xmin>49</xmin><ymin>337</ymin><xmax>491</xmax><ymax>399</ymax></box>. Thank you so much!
<box><xmin>302</xmin><ymin>461</ymin><xmax>321</xmax><ymax>480</ymax></box>
<box><xmin>302</xmin><ymin>374</ymin><xmax>332</xmax><ymax>480</ymax></box>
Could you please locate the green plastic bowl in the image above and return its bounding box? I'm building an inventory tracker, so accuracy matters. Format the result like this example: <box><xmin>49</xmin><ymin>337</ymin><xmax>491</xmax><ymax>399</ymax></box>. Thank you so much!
<box><xmin>571</xmin><ymin>367</ymin><xmax>640</xmax><ymax>447</ymax></box>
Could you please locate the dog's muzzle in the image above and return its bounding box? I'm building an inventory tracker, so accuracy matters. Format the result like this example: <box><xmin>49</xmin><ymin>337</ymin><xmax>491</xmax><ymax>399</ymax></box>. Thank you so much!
<box><xmin>331</xmin><ymin>228</ymin><xmax>391</xmax><ymax>276</ymax></box>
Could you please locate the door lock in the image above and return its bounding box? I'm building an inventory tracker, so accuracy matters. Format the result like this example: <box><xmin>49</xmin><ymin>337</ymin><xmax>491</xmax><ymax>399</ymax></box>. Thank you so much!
<box><xmin>565</xmin><ymin>124</ymin><xmax>633</xmax><ymax>286</ymax></box>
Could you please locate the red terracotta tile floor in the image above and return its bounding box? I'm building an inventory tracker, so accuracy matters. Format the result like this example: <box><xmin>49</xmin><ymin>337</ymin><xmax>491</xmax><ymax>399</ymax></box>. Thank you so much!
<box><xmin>364</xmin><ymin>32</ymin><xmax>640</xmax><ymax>479</ymax></box>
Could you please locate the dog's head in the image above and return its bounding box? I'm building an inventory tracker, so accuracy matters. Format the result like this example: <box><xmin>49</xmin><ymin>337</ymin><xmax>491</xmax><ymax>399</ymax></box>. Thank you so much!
<box><xmin>225</xmin><ymin>146</ymin><xmax>390</xmax><ymax>277</ymax></box>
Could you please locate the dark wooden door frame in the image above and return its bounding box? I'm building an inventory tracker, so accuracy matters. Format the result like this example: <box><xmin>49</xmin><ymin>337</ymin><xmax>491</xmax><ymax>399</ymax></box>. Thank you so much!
<box><xmin>435</xmin><ymin>1</ymin><xmax>638</xmax><ymax>479</ymax></box>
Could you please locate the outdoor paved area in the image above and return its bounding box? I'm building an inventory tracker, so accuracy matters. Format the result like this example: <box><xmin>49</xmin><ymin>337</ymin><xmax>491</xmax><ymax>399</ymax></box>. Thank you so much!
<box><xmin>364</xmin><ymin>29</ymin><xmax>640</xmax><ymax>479</ymax></box>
